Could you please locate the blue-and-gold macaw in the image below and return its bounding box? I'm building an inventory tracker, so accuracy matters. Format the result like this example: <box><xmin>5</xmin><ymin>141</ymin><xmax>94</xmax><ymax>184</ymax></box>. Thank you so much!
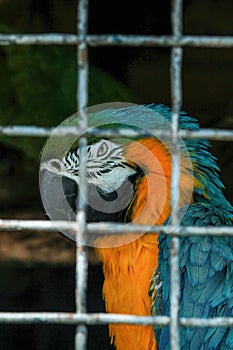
<box><xmin>41</xmin><ymin>104</ymin><xmax>233</xmax><ymax>350</ymax></box>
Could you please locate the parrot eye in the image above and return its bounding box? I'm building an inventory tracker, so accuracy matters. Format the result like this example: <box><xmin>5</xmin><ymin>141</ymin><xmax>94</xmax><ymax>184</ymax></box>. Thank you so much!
<box><xmin>97</xmin><ymin>141</ymin><xmax>108</xmax><ymax>157</ymax></box>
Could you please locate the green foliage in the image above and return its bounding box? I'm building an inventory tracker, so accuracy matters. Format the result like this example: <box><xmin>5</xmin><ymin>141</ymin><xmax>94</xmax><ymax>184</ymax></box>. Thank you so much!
<box><xmin>0</xmin><ymin>36</ymin><xmax>135</xmax><ymax>160</ymax></box>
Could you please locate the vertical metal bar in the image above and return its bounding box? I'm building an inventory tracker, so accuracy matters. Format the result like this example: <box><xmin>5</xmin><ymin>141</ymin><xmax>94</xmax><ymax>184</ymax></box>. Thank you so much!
<box><xmin>170</xmin><ymin>1</ymin><xmax>183</xmax><ymax>350</ymax></box>
<box><xmin>77</xmin><ymin>0</ymin><xmax>89</xmax><ymax>111</ymax></box>
<box><xmin>75</xmin><ymin>0</ymin><xmax>89</xmax><ymax>349</ymax></box>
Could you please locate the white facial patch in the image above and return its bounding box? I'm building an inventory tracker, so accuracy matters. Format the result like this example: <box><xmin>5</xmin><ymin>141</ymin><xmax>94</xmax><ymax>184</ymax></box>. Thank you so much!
<box><xmin>41</xmin><ymin>140</ymin><xmax>136</xmax><ymax>193</ymax></box>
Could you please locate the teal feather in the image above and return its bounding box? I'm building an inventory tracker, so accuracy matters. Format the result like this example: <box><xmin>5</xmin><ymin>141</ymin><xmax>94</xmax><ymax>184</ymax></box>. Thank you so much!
<box><xmin>145</xmin><ymin>105</ymin><xmax>233</xmax><ymax>350</ymax></box>
<box><xmin>190</xmin><ymin>244</ymin><xmax>209</xmax><ymax>266</ymax></box>
<box><xmin>155</xmin><ymin>203</ymin><xmax>233</xmax><ymax>350</ymax></box>
<box><xmin>226</xmin><ymin>329</ymin><xmax>233</xmax><ymax>347</ymax></box>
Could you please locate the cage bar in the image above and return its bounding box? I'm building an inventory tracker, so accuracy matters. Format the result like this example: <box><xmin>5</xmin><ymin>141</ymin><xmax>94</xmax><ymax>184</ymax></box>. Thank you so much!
<box><xmin>1</xmin><ymin>219</ymin><xmax>233</xmax><ymax>236</ymax></box>
<box><xmin>0</xmin><ymin>312</ymin><xmax>169</xmax><ymax>326</ymax></box>
<box><xmin>75</xmin><ymin>0</ymin><xmax>89</xmax><ymax>349</ymax></box>
<box><xmin>169</xmin><ymin>0</ymin><xmax>183</xmax><ymax>349</ymax></box>
<box><xmin>0</xmin><ymin>311</ymin><xmax>233</xmax><ymax>328</ymax></box>
<box><xmin>1</xmin><ymin>125</ymin><xmax>233</xmax><ymax>141</ymax></box>
<box><xmin>0</xmin><ymin>312</ymin><xmax>232</xmax><ymax>328</ymax></box>
<box><xmin>0</xmin><ymin>34</ymin><xmax>233</xmax><ymax>48</ymax></box>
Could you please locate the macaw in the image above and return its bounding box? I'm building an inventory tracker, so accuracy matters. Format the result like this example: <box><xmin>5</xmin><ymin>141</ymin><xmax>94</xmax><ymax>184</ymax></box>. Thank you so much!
<box><xmin>41</xmin><ymin>104</ymin><xmax>233</xmax><ymax>350</ymax></box>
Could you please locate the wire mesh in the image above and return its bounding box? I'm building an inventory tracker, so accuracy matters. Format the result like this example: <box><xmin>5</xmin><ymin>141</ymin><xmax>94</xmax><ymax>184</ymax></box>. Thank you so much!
<box><xmin>0</xmin><ymin>0</ymin><xmax>232</xmax><ymax>349</ymax></box>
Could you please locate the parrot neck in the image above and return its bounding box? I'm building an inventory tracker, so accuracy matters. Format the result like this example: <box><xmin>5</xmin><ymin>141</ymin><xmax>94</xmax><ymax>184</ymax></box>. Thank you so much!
<box><xmin>96</xmin><ymin>138</ymin><xmax>194</xmax><ymax>350</ymax></box>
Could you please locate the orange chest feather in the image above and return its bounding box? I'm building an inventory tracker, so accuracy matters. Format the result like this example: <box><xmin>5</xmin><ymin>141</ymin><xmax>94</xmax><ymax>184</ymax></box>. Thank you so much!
<box><xmin>97</xmin><ymin>236</ymin><xmax>158</xmax><ymax>350</ymax></box>
<box><xmin>96</xmin><ymin>138</ymin><xmax>194</xmax><ymax>350</ymax></box>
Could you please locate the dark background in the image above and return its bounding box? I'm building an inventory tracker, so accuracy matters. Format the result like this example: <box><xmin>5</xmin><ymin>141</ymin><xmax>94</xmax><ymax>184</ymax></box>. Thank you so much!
<box><xmin>0</xmin><ymin>0</ymin><xmax>232</xmax><ymax>349</ymax></box>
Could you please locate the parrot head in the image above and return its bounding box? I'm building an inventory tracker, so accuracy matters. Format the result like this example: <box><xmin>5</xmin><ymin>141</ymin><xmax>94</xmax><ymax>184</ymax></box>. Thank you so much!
<box><xmin>41</xmin><ymin>138</ymin><xmax>141</xmax><ymax>225</ymax></box>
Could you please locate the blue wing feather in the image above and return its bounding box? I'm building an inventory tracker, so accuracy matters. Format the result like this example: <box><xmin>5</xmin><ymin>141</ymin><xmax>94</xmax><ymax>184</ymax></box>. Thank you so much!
<box><xmin>154</xmin><ymin>202</ymin><xmax>233</xmax><ymax>350</ymax></box>
<box><xmin>145</xmin><ymin>105</ymin><xmax>233</xmax><ymax>349</ymax></box>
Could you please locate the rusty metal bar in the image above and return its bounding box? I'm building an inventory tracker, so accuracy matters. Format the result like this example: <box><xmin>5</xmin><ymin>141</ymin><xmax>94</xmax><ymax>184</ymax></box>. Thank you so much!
<box><xmin>1</xmin><ymin>219</ymin><xmax>233</xmax><ymax>236</ymax></box>
<box><xmin>169</xmin><ymin>0</ymin><xmax>183</xmax><ymax>349</ymax></box>
<box><xmin>0</xmin><ymin>34</ymin><xmax>233</xmax><ymax>48</ymax></box>
<box><xmin>75</xmin><ymin>0</ymin><xmax>89</xmax><ymax>349</ymax></box>
<box><xmin>89</xmin><ymin>35</ymin><xmax>233</xmax><ymax>48</ymax></box>
<box><xmin>0</xmin><ymin>125</ymin><xmax>232</xmax><ymax>141</ymax></box>
<box><xmin>179</xmin><ymin>128</ymin><xmax>233</xmax><ymax>141</ymax></box>
<box><xmin>0</xmin><ymin>33</ymin><xmax>79</xmax><ymax>45</ymax></box>
<box><xmin>0</xmin><ymin>312</ymin><xmax>169</xmax><ymax>326</ymax></box>
<box><xmin>0</xmin><ymin>312</ymin><xmax>232</xmax><ymax>328</ymax></box>
<box><xmin>75</xmin><ymin>140</ymin><xmax>88</xmax><ymax>350</ymax></box>
<box><xmin>180</xmin><ymin>317</ymin><xmax>233</xmax><ymax>328</ymax></box>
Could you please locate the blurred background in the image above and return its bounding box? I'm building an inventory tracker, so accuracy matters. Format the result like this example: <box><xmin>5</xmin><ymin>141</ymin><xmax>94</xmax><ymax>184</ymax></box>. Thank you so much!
<box><xmin>0</xmin><ymin>0</ymin><xmax>232</xmax><ymax>349</ymax></box>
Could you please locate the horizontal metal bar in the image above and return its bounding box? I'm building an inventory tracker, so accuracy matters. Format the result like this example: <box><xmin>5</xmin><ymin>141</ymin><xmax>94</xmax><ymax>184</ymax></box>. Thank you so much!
<box><xmin>0</xmin><ymin>312</ymin><xmax>232</xmax><ymax>328</ymax></box>
<box><xmin>89</xmin><ymin>35</ymin><xmax>233</xmax><ymax>48</ymax></box>
<box><xmin>0</xmin><ymin>126</ymin><xmax>79</xmax><ymax>137</ymax></box>
<box><xmin>0</xmin><ymin>34</ymin><xmax>233</xmax><ymax>48</ymax></box>
<box><xmin>0</xmin><ymin>312</ymin><xmax>169</xmax><ymax>326</ymax></box>
<box><xmin>180</xmin><ymin>317</ymin><xmax>233</xmax><ymax>328</ymax></box>
<box><xmin>87</xmin><ymin>127</ymin><xmax>233</xmax><ymax>142</ymax></box>
<box><xmin>0</xmin><ymin>33</ymin><xmax>78</xmax><ymax>45</ymax></box>
<box><xmin>0</xmin><ymin>220</ymin><xmax>233</xmax><ymax>236</ymax></box>
<box><xmin>0</xmin><ymin>125</ymin><xmax>233</xmax><ymax>141</ymax></box>
<box><xmin>180</xmin><ymin>128</ymin><xmax>233</xmax><ymax>141</ymax></box>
